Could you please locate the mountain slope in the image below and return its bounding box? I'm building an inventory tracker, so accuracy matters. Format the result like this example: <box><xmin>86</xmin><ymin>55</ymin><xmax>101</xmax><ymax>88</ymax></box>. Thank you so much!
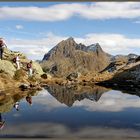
<box><xmin>41</xmin><ymin>37</ymin><xmax>110</xmax><ymax>77</ymax></box>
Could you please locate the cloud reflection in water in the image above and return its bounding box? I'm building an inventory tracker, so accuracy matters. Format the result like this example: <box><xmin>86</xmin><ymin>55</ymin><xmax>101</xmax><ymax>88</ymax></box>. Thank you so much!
<box><xmin>33</xmin><ymin>86</ymin><xmax>140</xmax><ymax>112</ymax></box>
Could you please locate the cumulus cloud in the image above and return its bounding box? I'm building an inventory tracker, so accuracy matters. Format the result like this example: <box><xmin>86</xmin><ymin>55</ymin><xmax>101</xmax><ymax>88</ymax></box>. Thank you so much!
<box><xmin>15</xmin><ymin>25</ymin><xmax>23</xmax><ymax>30</ymax></box>
<box><xmin>7</xmin><ymin>32</ymin><xmax>67</xmax><ymax>60</ymax></box>
<box><xmin>75</xmin><ymin>33</ymin><xmax>140</xmax><ymax>55</ymax></box>
<box><xmin>0</xmin><ymin>2</ymin><xmax>140</xmax><ymax>21</ymax></box>
<box><xmin>6</xmin><ymin>32</ymin><xmax>140</xmax><ymax>60</ymax></box>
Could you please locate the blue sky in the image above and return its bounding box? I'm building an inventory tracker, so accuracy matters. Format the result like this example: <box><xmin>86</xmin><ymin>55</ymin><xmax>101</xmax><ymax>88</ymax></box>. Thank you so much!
<box><xmin>0</xmin><ymin>2</ymin><xmax>140</xmax><ymax>60</ymax></box>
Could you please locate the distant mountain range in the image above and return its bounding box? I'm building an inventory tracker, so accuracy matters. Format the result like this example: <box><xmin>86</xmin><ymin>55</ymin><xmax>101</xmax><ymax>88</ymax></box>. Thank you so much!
<box><xmin>111</xmin><ymin>53</ymin><xmax>138</xmax><ymax>62</ymax></box>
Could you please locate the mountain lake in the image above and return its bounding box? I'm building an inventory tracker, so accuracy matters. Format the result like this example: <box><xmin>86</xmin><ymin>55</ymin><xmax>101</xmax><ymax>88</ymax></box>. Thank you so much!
<box><xmin>0</xmin><ymin>85</ymin><xmax>140</xmax><ymax>139</ymax></box>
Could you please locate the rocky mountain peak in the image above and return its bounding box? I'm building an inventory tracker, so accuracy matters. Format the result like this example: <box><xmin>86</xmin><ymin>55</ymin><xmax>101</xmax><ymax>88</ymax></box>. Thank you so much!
<box><xmin>66</xmin><ymin>37</ymin><xmax>75</xmax><ymax>41</ymax></box>
<box><xmin>58</xmin><ymin>37</ymin><xmax>76</xmax><ymax>47</ymax></box>
<box><xmin>41</xmin><ymin>37</ymin><xmax>110</xmax><ymax>77</ymax></box>
<box><xmin>87</xmin><ymin>43</ymin><xmax>103</xmax><ymax>53</ymax></box>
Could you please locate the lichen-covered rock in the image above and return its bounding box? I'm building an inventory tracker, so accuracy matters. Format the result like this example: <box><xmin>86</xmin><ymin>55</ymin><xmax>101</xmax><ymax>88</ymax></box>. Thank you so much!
<box><xmin>0</xmin><ymin>60</ymin><xmax>16</xmax><ymax>77</ymax></box>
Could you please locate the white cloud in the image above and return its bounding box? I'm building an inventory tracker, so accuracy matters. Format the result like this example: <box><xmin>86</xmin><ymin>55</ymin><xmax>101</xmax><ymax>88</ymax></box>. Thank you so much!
<box><xmin>7</xmin><ymin>32</ymin><xmax>67</xmax><ymax>60</ymax></box>
<box><xmin>74</xmin><ymin>90</ymin><xmax>140</xmax><ymax>112</ymax></box>
<box><xmin>0</xmin><ymin>2</ymin><xmax>140</xmax><ymax>21</ymax></box>
<box><xmin>15</xmin><ymin>25</ymin><xmax>23</xmax><ymax>30</ymax></box>
<box><xmin>6</xmin><ymin>32</ymin><xmax>140</xmax><ymax>60</ymax></box>
<box><xmin>75</xmin><ymin>33</ymin><xmax>140</xmax><ymax>55</ymax></box>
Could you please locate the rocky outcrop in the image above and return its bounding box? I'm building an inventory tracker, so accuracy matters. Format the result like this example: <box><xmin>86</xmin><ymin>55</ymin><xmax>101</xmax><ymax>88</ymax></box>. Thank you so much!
<box><xmin>0</xmin><ymin>47</ymin><xmax>44</xmax><ymax>90</ymax></box>
<box><xmin>102</xmin><ymin>53</ymin><xmax>139</xmax><ymax>73</ymax></box>
<box><xmin>0</xmin><ymin>60</ymin><xmax>16</xmax><ymax>77</ymax></box>
<box><xmin>3</xmin><ymin>48</ymin><xmax>26</xmax><ymax>61</ymax></box>
<box><xmin>2</xmin><ymin>48</ymin><xmax>44</xmax><ymax>77</ymax></box>
<box><xmin>112</xmin><ymin>62</ymin><xmax>140</xmax><ymax>82</ymax></box>
<box><xmin>98</xmin><ymin>60</ymin><xmax>140</xmax><ymax>89</ymax></box>
<box><xmin>102</xmin><ymin>59</ymin><xmax>128</xmax><ymax>73</ymax></box>
<box><xmin>41</xmin><ymin>37</ymin><xmax>110</xmax><ymax>77</ymax></box>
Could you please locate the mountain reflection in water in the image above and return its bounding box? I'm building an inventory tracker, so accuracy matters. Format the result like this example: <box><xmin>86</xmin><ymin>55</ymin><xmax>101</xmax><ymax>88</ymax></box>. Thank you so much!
<box><xmin>0</xmin><ymin>85</ymin><xmax>140</xmax><ymax>138</ymax></box>
<box><xmin>45</xmin><ymin>85</ymin><xmax>110</xmax><ymax>107</ymax></box>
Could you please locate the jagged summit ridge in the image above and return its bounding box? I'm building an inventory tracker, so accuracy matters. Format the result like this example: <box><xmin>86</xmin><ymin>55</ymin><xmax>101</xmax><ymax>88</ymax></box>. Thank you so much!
<box><xmin>87</xmin><ymin>43</ymin><xmax>103</xmax><ymax>52</ymax></box>
<box><xmin>43</xmin><ymin>37</ymin><xmax>105</xmax><ymax>61</ymax></box>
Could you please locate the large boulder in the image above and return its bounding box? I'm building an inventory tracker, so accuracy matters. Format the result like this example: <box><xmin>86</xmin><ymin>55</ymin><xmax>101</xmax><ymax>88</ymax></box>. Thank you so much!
<box><xmin>0</xmin><ymin>60</ymin><xmax>16</xmax><ymax>77</ymax></box>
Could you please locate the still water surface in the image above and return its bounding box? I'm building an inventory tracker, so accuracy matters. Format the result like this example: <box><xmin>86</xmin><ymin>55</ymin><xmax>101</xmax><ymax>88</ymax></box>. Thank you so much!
<box><xmin>0</xmin><ymin>85</ymin><xmax>140</xmax><ymax>138</ymax></box>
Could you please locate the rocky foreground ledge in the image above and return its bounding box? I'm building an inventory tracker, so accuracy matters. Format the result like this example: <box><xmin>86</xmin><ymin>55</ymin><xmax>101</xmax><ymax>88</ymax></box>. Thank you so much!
<box><xmin>0</xmin><ymin>48</ymin><xmax>44</xmax><ymax>92</ymax></box>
